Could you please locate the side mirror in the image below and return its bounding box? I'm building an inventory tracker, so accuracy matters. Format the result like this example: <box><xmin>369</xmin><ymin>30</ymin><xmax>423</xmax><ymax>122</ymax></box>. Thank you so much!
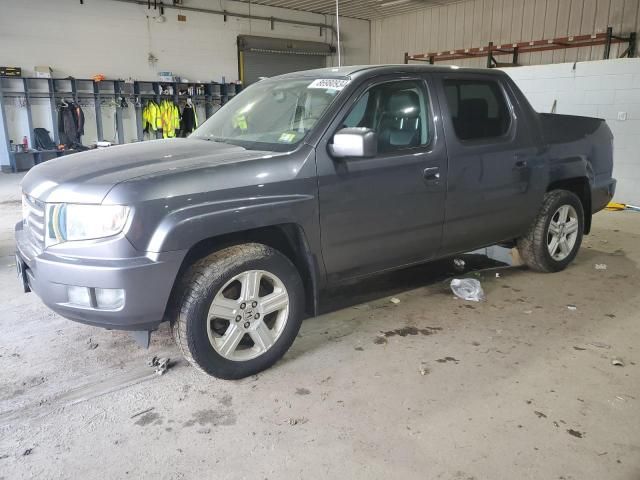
<box><xmin>329</xmin><ymin>128</ymin><xmax>377</xmax><ymax>158</ymax></box>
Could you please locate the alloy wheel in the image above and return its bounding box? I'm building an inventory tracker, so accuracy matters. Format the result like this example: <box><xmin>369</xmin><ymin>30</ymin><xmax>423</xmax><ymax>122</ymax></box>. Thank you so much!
<box><xmin>547</xmin><ymin>204</ymin><xmax>579</xmax><ymax>261</ymax></box>
<box><xmin>206</xmin><ymin>270</ymin><xmax>289</xmax><ymax>361</ymax></box>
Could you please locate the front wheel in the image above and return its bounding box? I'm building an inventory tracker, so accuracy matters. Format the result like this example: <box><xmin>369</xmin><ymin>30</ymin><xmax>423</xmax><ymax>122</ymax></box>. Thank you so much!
<box><xmin>517</xmin><ymin>189</ymin><xmax>584</xmax><ymax>273</ymax></box>
<box><xmin>171</xmin><ymin>243</ymin><xmax>304</xmax><ymax>379</ymax></box>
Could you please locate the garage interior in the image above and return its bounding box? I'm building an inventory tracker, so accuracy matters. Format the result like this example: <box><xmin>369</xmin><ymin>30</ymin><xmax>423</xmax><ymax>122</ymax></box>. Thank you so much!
<box><xmin>1</xmin><ymin>0</ymin><xmax>640</xmax><ymax>478</ymax></box>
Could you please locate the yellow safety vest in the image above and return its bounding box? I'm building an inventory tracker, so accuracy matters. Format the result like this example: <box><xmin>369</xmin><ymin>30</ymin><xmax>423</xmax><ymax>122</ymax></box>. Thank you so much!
<box><xmin>159</xmin><ymin>99</ymin><xmax>180</xmax><ymax>138</ymax></box>
<box><xmin>142</xmin><ymin>101</ymin><xmax>159</xmax><ymax>132</ymax></box>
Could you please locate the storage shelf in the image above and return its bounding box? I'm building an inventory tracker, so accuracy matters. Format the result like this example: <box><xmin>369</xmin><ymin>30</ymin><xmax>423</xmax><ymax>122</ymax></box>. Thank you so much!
<box><xmin>1</xmin><ymin>76</ymin><xmax>242</xmax><ymax>172</ymax></box>
<box><xmin>406</xmin><ymin>26</ymin><xmax>636</xmax><ymax>67</ymax></box>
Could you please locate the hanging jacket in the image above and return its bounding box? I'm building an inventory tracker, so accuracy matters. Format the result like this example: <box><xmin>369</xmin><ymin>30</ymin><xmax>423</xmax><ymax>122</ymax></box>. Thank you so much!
<box><xmin>58</xmin><ymin>103</ymin><xmax>79</xmax><ymax>147</ymax></box>
<box><xmin>174</xmin><ymin>103</ymin><xmax>180</xmax><ymax>133</ymax></box>
<box><xmin>142</xmin><ymin>100</ymin><xmax>160</xmax><ymax>133</ymax></box>
<box><xmin>159</xmin><ymin>99</ymin><xmax>180</xmax><ymax>138</ymax></box>
<box><xmin>180</xmin><ymin>103</ymin><xmax>198</xmax><ymax>137</ymax></box>
<box><xmin>73</xmin><ymin>102</ymin><xmax>85</xmax><ymax>136</ymax></box>
<box><xmin>159</xmin><ymin>100</ymin><xmax>172</xmax><ymax>138</ymax></box>
<box><xmin>57</xmin><ymin>101</ymin><xmax>86</xmax><ymax>149</ymax></box>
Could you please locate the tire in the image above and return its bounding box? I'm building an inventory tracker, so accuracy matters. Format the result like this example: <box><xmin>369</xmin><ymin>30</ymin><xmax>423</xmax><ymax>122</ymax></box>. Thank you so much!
<box><xmin>171</xmin><ymin>243</ymin><xmax>304</xmax><ymax>379</ymax></box>
<box><xmin>517</xmin><ymin>189</ymin><xmax>584</xmax><ymax>273</ymax></box>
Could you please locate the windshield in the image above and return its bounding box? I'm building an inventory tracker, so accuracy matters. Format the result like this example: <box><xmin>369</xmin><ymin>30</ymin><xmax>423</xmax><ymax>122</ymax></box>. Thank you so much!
<box><xmin>191</xmin><ymin>78</ymin><xmax>348</xmax><ymax>151</ymax></box>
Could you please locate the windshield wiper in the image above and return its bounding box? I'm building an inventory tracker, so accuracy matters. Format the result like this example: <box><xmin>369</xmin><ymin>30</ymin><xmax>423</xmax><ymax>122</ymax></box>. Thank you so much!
<box><xmin>198</xmin><ymin>136</ymin><xmax>247</xmax><ymax>150</ymax></box>
<box><xmin>204</xmin><ymin>136</ymin><xmax>225</xmax><ymax>142</ymax></box>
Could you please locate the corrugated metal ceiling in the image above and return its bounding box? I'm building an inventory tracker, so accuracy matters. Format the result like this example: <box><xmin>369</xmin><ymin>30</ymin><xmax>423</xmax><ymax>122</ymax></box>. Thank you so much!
<box><xmin>234</xmin><ymin>0</ymin><xmax>457</xmax><ymax>20</ymax></box>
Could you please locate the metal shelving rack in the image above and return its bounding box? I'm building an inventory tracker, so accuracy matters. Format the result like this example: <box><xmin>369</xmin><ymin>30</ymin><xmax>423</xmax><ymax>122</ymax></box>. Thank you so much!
<box><xmin>0</xmin><ymin>76</ymin><xmax>241</xmax><ymax>172</ymax></box>
<box><xmin>405</xmin><ymin>26</ymin><xmax>636</xmax><ymax>67</ymax></box>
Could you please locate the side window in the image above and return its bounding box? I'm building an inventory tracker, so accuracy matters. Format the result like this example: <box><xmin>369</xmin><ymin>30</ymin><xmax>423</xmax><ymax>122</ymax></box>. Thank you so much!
<box><xmin>342</xmin><ymin>80</ymin><xmax>430</xmax><ymax>153</ymax></box>
<box><xmin>342</xmin><ymin>92</ymin><xmax>369</xmax><ymax>128</ymax></box>
<box><xmin>443</xmin><ymin>79</ymin><xmax>511</xmax><ymax>141</ymax></box>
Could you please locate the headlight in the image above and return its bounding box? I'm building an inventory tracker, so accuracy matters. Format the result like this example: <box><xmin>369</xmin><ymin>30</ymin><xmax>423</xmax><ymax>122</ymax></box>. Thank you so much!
<box><xmin>46</xmin><ymin>204</ymin><xmax>130</xmax><ymax>246</ymax></box>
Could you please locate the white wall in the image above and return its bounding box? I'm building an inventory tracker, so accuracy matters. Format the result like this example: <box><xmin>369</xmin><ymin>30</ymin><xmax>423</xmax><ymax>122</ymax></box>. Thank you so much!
<box><xmin>502</xmin><ymin>58</ymin><xmax>640</xmax><ymax>205</ymax></box>
<box><xmin>371</xmin><ymin>0</ymin><xmax>640</xmax><ymax>67</ymax></box>
<box><xmin>0</xmin><ymin>0</ymin><xmax>370</xmax><ymax>168</ymax></box>
<box><xmin>0</xmin><ymin>0</ymin><xmax>369</xmax><ymax>80</ymax></box>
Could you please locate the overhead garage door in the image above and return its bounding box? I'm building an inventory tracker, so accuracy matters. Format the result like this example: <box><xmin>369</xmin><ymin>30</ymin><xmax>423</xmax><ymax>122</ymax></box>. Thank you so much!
<box><xmin>238</xmin><ymin>35</ymin><xmax>334</xmax><ymax>86</ymax></box>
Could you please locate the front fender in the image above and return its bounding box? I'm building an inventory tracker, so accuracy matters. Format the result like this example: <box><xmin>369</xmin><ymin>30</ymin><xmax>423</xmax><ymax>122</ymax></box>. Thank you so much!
<box><xmin>147</xmin><ymin>192</ymin><xmax>318</xmax><ymax>252</ymax></box>
<box><xmin>105</xmin><ymin>145</ymin><xmax>320</xmax><ymax>255</ymax></box>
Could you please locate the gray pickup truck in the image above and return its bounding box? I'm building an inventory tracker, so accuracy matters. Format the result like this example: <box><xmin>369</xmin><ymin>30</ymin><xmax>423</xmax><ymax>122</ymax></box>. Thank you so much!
<box><xmin>16</xmin><ymin>65</ymin><xmax>616</xmax><ymax>379</ymax></box>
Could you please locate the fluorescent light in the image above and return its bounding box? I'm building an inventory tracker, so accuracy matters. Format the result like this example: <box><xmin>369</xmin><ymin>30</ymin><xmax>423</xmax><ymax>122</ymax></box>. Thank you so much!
<box><xmin>380</xmin><ymin>0</ymin><xmax>411</xmax><ymax>6</ymax></box>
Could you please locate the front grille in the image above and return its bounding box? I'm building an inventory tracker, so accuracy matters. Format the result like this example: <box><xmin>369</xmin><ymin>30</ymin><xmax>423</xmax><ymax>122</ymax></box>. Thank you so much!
<box><xmin>22</xmin><ymin>193</ymin><xmax>45</xmax><ymax>254</ymax></box>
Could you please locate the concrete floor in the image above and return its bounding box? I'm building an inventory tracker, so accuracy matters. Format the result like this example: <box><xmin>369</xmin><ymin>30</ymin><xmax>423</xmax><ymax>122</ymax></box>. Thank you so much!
<box><xmin>1</xmin><ymin>172</ymin><xmax>639</xmax><ymax>479</ymax></box>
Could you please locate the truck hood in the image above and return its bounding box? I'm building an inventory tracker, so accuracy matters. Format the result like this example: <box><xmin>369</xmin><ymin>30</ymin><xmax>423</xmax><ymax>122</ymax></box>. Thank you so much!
<box><xmin>21</xmin><ymin>139</ymin><xmax>273</xmax><ymax>204</ymax></box>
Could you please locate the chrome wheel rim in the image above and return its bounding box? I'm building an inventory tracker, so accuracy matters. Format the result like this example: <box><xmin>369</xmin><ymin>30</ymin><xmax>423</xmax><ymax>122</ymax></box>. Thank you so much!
<box><xmin>547</xmin><ymin>204</ymin><xmax>579</xmax><ymax>261</ymax></box>
<box><xmin>207</xmin><ymin>270</ymin><xmax>289</xmax><ymax>361</ymax></box>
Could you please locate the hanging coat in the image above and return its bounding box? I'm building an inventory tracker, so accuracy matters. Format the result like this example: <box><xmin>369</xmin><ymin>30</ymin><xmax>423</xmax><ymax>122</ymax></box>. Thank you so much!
<box><xmin>180</xmin><ymin>104</ymin><xmax>198</xmax><ymax>137</ymax></box>
<box><xmin>57</xmin><ymin>101</ymin><xmax>85</xmax><ymax>148</ymax></box>
<box><xmin>142</xmin><ymin>100</ymin><xmax>160</xmax><ymax>133</ymax></box>
<box><xmin>58</xmin><ymin>104</ymin><xmax>79</xmax><ymax>147</ymax></box>
<box><xmin>159</xmin><ymin>99</ymin><xmax>180</xmax><ymax>138</ymax></box>
<box><xmin>173</xmin><ymin>103</ymin><xmax>180</xmax><ymax>134</ymax></box>
<box><xmin>72</xmin><ymin>102</ymin><xmax>85</xmax><ymax>137</ymax></box>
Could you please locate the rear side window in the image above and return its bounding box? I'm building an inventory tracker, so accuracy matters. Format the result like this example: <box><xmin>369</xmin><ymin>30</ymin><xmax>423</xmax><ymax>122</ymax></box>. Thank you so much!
<box><xmin>443</xmin><ymin>79</ymin><xmax>511</xmax><ymax>141</ymax></box>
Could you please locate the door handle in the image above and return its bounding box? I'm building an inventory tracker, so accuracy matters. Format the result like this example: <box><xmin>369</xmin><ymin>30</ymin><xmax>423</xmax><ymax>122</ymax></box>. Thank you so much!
<box><xmin>514</xmin><ymin>159</ymin><xmax>528</xmax><ymax>169</ymax></box>
<box><xmin>423</xmin><ymin>167</ymin><xmax>440</xmax><ymax>181</ymax></box>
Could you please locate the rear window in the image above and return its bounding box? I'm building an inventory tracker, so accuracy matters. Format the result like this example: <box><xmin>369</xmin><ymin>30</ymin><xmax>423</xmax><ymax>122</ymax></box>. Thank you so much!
<box><xmin>443</xmin><ymin>79</ymin><xmax>511</xmax><ymax>141</ymax></box>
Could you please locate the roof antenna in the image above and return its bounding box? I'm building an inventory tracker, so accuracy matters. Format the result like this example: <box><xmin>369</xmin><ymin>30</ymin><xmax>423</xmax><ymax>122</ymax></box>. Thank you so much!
<box><xmin>335</xmin><ymin>0</ymin><xmax>341</xmax><ymax>67</ymax></box>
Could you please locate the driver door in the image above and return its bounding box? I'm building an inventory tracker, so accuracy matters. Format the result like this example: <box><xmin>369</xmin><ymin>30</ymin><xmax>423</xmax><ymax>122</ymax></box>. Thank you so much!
<box><xmin>315</xmin><ymin>76</ymin><xmax>448</xmax><ymax>282</ymax></box>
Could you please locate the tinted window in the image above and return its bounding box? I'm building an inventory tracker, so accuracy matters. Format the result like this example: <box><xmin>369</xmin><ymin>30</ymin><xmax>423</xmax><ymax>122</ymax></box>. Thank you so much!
<box><xmin>443</xmin><ymin>79</ymin><xmax>511</xmax><ymax>141</ymax></box>
<box><xmin>342</xmin><ymin>80</ymin><xmax>430</xmax><ymax>153</ymax></box>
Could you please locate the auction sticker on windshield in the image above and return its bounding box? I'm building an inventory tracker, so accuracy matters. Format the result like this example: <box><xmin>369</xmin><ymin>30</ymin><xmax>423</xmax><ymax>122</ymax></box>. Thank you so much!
<box><xmin>307</xmin><ymin>79</ymin><xmax>350</xmax><ymax>90</ymax></box>
<box><xmin>278</xmin><ymin>132</ymin><xmax>297</xmax><ymax>143</ymax></box>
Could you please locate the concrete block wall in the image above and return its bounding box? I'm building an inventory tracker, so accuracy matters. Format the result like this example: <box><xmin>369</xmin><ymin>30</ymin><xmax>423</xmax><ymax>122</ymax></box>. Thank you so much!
<box><xmin>503</xmin><ymin>58</ymin><xmax>640</xmax><ymax>205</ymax></box>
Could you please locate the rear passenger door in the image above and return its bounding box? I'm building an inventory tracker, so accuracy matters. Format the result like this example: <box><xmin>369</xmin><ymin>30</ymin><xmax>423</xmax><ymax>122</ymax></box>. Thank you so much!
<box><xmin>435</xmin><ymin>73</ymin><xmax>539</xmax><ymax>255</ymax></box>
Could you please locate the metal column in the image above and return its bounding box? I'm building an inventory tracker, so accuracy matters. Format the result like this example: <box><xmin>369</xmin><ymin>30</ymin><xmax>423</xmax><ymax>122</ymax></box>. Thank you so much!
<box><xmin>48</xmin><ymin>78</ymin><xmax>59</xmax><ymax>144</ymax></box>
<box><xmin>113</xmin><ymin>80</ymin><xmax>124</xmax><ymax>144</ymax></box>
<box><xmin>22</xmin><ymin>78</ymin><xmax>34</xmax><ymax>147</ymax></box>
<box><xmin>133</xmin><ymin>81</ymin><xmax>143</xmax><ymax>142</ymax></box>
<box><xmin>93</xmin><ymin>81</ymin><xmax>104</xmax><ymax>142</ymax></box>
<box><xmin>0</xmin><ymin>79</ymin><xmax>15</xmax><ymax>172</ymax></box>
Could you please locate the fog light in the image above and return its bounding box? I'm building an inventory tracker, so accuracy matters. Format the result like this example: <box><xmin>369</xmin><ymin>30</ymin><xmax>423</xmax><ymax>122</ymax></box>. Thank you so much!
<box><xmin>95</xmin><ymin>288</ymin><xmax>125</xmax><ymax>310</ymax></box>
<box><xmin>67</xmin><ymin>286</ymin><xmax>91</xmax><ymax>307</ymax></box>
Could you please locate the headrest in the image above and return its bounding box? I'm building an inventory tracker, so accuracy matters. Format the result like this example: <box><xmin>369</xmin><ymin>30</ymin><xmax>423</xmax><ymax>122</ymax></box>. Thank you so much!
<box><xmin>385</xmin><ymin>90</ymin><xmax>420</xmax><ymax>117</ymax></box>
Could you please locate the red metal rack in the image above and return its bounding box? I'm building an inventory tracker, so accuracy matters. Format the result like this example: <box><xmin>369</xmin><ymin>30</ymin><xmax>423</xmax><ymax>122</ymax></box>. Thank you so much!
<box><xmin>405</xmin><ymin>27</ymin><xmax>636</xmax><ymax>68</ymax></box>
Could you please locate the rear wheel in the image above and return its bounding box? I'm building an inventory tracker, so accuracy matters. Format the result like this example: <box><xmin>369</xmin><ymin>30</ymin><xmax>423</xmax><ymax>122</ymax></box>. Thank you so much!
<box><xmin>517</xmin><ymin>190</ymin><xmax>584</xmax><ymax>272</ymax></box>
<box><xmin>171</xmin><ymin>243</ymin><xmax>304</xmax><ymax>379</ymax></box>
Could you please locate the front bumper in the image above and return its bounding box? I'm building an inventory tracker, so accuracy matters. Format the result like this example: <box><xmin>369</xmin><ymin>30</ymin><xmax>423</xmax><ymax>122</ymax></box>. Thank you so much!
<box><xmin>15</xmin><ymin>222</ymin><xmax>186</xmax><ymax>331</ymax></box>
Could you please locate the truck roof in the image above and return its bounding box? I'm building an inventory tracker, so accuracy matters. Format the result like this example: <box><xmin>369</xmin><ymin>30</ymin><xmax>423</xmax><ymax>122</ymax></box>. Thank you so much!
<box><xmin>274</xmin><ymin>64</ymin><xmax>509</xmax><ymax>81</ymax></box>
